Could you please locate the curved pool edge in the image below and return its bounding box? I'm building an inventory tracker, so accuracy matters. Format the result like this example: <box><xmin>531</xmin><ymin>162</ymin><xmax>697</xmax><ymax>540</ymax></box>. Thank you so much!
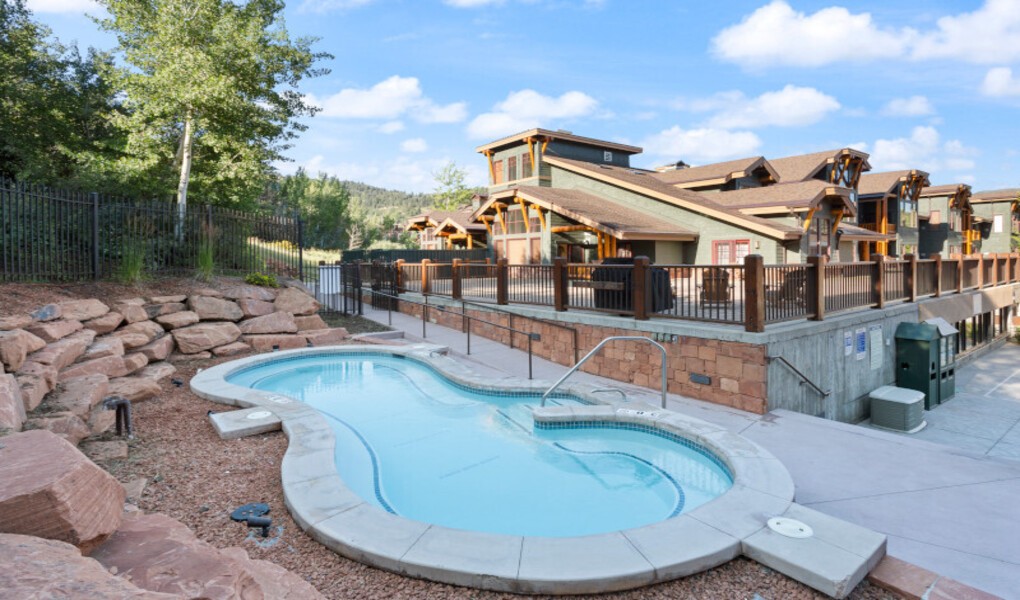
<box><xmin>190</xmin><ymin>345</ymin><xmax>796</xmax><ymax>595</ymax></box>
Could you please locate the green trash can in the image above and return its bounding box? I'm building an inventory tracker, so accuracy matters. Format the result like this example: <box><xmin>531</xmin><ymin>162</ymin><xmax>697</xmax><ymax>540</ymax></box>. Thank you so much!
<box><xmin>895</xmin><ymin>322</ymin><xmax>940</xmax><ymax>409</ymax></box>
<box><xmin>926</xmin><ymin>318</ymin><xmax>958</xmax><ymax>404</ymax></box>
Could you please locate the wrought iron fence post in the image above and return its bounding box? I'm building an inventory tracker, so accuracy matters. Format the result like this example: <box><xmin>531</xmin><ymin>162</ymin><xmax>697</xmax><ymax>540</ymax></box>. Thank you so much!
<box><xmin>297</xmin><ymin>211</ymin><xmax>305</xmax><ymax>282</ymax></box>
<box><xmin>91</xmin><ymin>192</ymin><xmax>100</xmax><ymax>280</ymax></box>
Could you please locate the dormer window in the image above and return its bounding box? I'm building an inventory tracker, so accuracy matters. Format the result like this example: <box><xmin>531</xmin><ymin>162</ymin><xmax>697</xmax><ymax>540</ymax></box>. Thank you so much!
<box><xmin>604</xmin><ymin>151</ymin><xmax>613</xmax><ymax>162</ymax></box>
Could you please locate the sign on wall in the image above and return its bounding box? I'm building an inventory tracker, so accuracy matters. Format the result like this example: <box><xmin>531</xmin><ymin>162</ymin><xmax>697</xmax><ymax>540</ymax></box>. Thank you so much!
<box><xmin>869</xmin><ymin>325</ymin><xmax>884</xmax><ymax>371</ymax></box>
<box><xmin>855</xmin><ymin>328</ymin><xmax>867</xmax><ymax>361</ymax></box>
<box><xmin>844</xmin><ymin>331</ymin><xmax>853</xmax><ymax>357</ymax></box>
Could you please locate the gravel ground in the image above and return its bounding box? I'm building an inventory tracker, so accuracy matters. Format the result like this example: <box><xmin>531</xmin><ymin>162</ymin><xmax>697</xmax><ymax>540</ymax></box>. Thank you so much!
<box><xmin>97</xmin><ymin>351</ymin><xmax>901</xmax><ymax>600</ymax></box>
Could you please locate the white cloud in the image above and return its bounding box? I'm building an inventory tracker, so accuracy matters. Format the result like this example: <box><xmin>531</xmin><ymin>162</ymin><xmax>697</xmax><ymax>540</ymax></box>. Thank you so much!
<box><xmin>310</xmin><ymin>76</ymin><xmax>468</xmax><ymax>124</ymax></box>
<box><xmin>298</xmin><ymin>0</ymin><xmax>375</xmax><ymax>14</ymax></box>
<box><xmin>869</xmin><ymin>126</ymin><xmax>978</xmax><ymax>175</ymax></box>
<box><xmin>711</xmin><ymin>1</ymin><xmax>910</xmax><ymax>68</ymax></box>
<box><xmin>702</xmin><ymin>85</ymin><xmax>841</xmax><ymax>128</ymax></box>
<box><xmin>712</xmin><ymin>0</ymin><xmax>1020</xmax><ymax>68</ymax></box>
<box><xmin>641</xmin><ymin>126</ymin><xmax>762</xmax><ymax>163</ymax></box>
<box><xmin>378</xmin><ymin>121</ymin><xmax>405</xmax><ymax>134</ymax></box>
<box><xmin>26</xmin><ymin>0</ymin><xmax>98</xmax><ymax>13</ymax></box>
<box><xmin>881</xmin><ymin>96</ymin><xmax>935</xmax><ymax>117</ymax></box>
<box><xmin>400</xmin><ymin>138</ymin><xmax>429</xmax><ymax>153</ymax></box>
<box><xmin>910</xmin><ymin>0</ymin><xmax>1020</xmax><ymax>64</ymax></box>
<box><xmin>981</xmin><ymin>67</ymin><xmax>1020</xmax><ymax>97</ymax></box>
<box><xmin>467</xmin><ymin>89</ymin><xmax>599</xmax><ymax>139</ymax></box>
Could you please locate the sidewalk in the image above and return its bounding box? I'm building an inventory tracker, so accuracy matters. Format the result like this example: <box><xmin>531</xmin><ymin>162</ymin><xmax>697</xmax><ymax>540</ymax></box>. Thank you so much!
<box><xmin>359</xmin><ymin>303</ymin><xmax>1020</xmax><ymax>599</ymax></box>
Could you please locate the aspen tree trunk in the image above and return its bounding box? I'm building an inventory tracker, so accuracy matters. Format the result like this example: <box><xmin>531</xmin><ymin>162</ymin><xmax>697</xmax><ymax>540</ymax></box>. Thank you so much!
<box><xmin>175</xmin><ymin>113</ymin><xmax>195</xmax><ymax>240</ymax></box>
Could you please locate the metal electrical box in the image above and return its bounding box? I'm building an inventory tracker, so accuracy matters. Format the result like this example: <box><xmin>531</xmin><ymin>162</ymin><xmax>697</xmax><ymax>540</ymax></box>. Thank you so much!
<box><xmin>895</xmin><ymin>320</ymin><xmax>958</xmax><ymax>409</ymax></box>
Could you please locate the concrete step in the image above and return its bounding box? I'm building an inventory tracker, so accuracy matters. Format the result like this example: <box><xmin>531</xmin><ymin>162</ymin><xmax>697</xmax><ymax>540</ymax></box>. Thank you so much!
<box><xmin>741</xmin><ymin>503</ymin><xmax>886</xmax><ymax>599</ymax></box>
<box><xmin>209</xmin><ymin>406</ymin><xmax>282</xmax><ymax>439</ymax></box>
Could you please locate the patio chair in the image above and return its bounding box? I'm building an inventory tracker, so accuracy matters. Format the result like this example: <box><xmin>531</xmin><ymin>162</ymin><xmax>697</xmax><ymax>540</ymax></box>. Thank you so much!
<box><xmin>766</xmin><ymin>269</ymin><xmax>807</xmax><ymax>309</ymax></box>
<box><xmin>698</xmin><ymin>270</ymin><xmax>733</xmax><ymax>307</ymax></box>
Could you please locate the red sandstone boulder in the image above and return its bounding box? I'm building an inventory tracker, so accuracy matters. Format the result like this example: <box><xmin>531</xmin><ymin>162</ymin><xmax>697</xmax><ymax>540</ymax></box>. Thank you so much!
<box><xmin>236</xmin><ymin>297</ymin><xmax>275</xmax><ymax>318</ymax></box>
<box><xmin>108</xmin><ymin>376</ymin><xmax>161</xmax><ymax>402</ymax></box>
<box><xmin>115</xmin><ymin>320</ymin><xmax>165</xmax><ymax>346</ymax></box>
<box><xmin>23</xmin><ymin>411</ymin><xmax>91</xmax><ymax>445</ymax></box>
<box><xmin>0</xmin><ymin>329</ymin><xmax>47</xmax><ymax>371</ymax></box>
<box><xmin>172</xmin><ymin>322</ymin><xmax>241</xmax><ymax>354</ymax></box>
<box><xmin>122</xmin><ymin>352</ymin><xmax>149</xmax><ymax>375</ymax></box>
<box><xmin>188</xmin><ymin>296</ymin><xmax>243</xmax><ymax>322</ymax></box>
<box><xmin>88</xmin><ymin>403</ymin><xmax>116</xmax><ymax>435</ymax></box>
<box><xmin>0</xmin><ymin>430</ymin><xmax>125</xmax><ymax>553</ymax></box>
<box><xmin>83</xmin><ymin>311</ymin><xmax>124</xmax><ymax>334</ymax></box>
<box><xmin>192</xmin><ymin>287</ymin><xmax>224</xmax><ymax>298</ymax></box>
<box><xmin>0</xmin><ymin>314</ymin><xmax>33</xmax><ymax>330</ymax></box>
<box><xmin>25</xmin><ymin>319</ymin><xmax>83</xmax><ymax>343</ymax></box>
<box><xmin>57</xmin><ymin>299</ymin><xmax>110</xmax><ymax>322</ymax></box>
<box><xmin>242</xmin><ymin>333</ymin><xmax>307</xmax><ymax>352</ymax></box>
<box><xmin>220</xmin><ymin>546</ymin><xmax>326</xmax><ymax>600</ymax></box>
<box><xmin>303</xmin><ymin>328</ymin><xmax>349</xmax><ymax>347</ymax></box>
<box><xmin>294</xmin><ymin>314</ymin><xmax>328</xmax><ymax>331</ymax></box>
<box><xmin>239</xmin><ymin>310</ymin><xmax>297</xmax><ymax>335</ymax></box>
<box><xmin>113</xmin><ymin>303</ymin><xmax>149</xmax><ymax>325</ymax></box>
<box><xmin>40</xmin><ymin>374</ymin><xmax>109</xmax><ymax>420</ymax></box>
<box><xmin>148</xmin><ymin>294</ymin><xmax>187</xmax><ymax>304</ymax></box>
<box><xmin>136</xmin><ymin>335</ymin><xmax>174</xmax><ymax>361</ymax></box>
<box><xmin>26</xmin><ymin>329</ymin><xmax>95</xmax><ymax>372</ymax></box>
<box><xmin>137</xmin><ymin>362</ymin><xmax>176</xmax><ymax>383</ymax></box>
<box><xmin>60</xmin><ymin>355</ymin><xmax>128</xmax><ymax>382</ymax></box>
<box><xmin>273</xmin><ymin>287</ymin><xmax>319</xmax><ymax>316</ymax></box>
<box><xmin>0</xmin><ymin>534</ymin><xmax>181</xmax><ymax>599</ymax></box>
<box><xmin>16</xmin><ymin>359</ymin><xmax>58</xmax><ymax>389</ymax></box>
<box><xmin>144</xmin><ymin>302</ymin><xmax>186</xmax><ymax>319</ymax></box>
<box><xmin>84</xmin><ymin>336</ymin><xmax>126</xmax><ymax>360</ymax></box>
<box><xmin>222</xmin><ymin>284</ymin><xmax>277</xmax><ymax>302</ymax></box>
<box><xmin>16</xmin><ymin>369</ymin><xmax>57</xmax><ymax>412</ymax></box>
<box><xmin>211</xmin><ymin>341</ymin><xmax>250</xmax><ymax>357</ymax></box>
<box><xmin>0</xmin><ymin>373</ymin><xmax>25</xmax><ymax>432</ymax></box>
<box><xmin>169</xmin><ymin>350</ymin><xmax>212</xmax><ymax>361</ymax></box>
<box><xmin>155</xmin><ymin>310</ymin><xmax>199</xmax><ymax>330</ymax></box>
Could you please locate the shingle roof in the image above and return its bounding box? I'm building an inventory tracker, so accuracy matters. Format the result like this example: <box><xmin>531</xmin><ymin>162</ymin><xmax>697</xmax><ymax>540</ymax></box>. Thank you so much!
<box><xmin>769</xmin><ymin>148</ymin><xmax>870</xmax><ymax>182</ymax></box>
<box><xmin>858</xmin><ymin>170</ymin><xmax>930</xmax><ymax>196</ymax></box>
<box><xmin>406</xmin><ymin>208</ymin><xmax>475</xmax><ymax>231</ymax></box>
<box><xmin>919</xmin><ymin>183</ymin><xmax>971</xmax><ymax>198</ymax></box>
<box><xmin>712</xmin><ymin>180</ymin><xmax>854</xmax><ymax>216</ymax></box>
<box><xmin>474</xmin><ymin>128</ymin><xmax>642</xmax><ymax>155</ymax></box>
<box><xmin>543</xmin><ymin>156</ymin><xmax>804</xmax><ymax>239</ymax></box>
<box><xmin>971</xmin><ymin>188</ymin><xmax>1019</xmax><ymax>204</ymax></box>
<box><xmin>837</xmin><ymin>223</ymin><xmax>896</xmax><ymax>241</ymax></box>
<box><xmin>650</xmin><ymin>156</ymin><xmax>771</xmax><ymax>186</ymax></box>
<box><xmin>486</xmin><ymin>186</ymin><xmax>697</xmax><ymax>240</ymax></box>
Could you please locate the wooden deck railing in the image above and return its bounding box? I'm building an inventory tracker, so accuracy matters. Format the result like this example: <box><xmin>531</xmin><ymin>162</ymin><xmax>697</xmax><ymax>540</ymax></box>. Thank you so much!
<box><xmin>364</xmin><ymin>251</ymin><xmax>1020</xmax><ymax>332</ymax></box>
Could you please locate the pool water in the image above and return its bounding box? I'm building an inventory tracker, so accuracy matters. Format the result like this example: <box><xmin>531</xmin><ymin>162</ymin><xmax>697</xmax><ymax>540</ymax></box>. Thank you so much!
<box><xmin>228</xmin><ymin>354</ymin><xmax>732</xmax><ymax>537</ymax></box>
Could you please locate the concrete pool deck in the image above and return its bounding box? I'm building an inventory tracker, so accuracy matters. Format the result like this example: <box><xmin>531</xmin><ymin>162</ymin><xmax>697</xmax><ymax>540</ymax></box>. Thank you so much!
<box><xmin>358</xmin><ymin>303</ymin><xmax>1020</xmax><ymax>599</ymax></box>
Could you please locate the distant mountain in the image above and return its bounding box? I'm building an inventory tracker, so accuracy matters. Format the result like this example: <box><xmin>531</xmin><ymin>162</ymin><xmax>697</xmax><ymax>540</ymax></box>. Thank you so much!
<box><xmin>343</xmin><ymin>181</ymin><xmax>433</xmax><ymax>215</ymax></box>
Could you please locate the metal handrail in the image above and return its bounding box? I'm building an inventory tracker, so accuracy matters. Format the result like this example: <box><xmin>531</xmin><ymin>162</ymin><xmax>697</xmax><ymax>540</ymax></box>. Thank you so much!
<box><xmin>766</xmin><ymin>355</ymin><xmax>830</xmax><ymax>397</ymax></box>
<box><xmin>541</xmin><ymin>336</ymin><xmax>668</xmax><ymax>408</ymax></box>
<box><xmin>457</xmin><ymin>297</ymin><xmax>580</xmax><ymax>365</ymax></box>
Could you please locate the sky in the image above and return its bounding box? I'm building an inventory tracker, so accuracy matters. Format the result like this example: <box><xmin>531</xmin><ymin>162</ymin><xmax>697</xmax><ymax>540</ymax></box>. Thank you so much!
<box><xmin>27</xmin><ymin>0</ymin><xmax>1020</xmax><ymax>194</ymax></box>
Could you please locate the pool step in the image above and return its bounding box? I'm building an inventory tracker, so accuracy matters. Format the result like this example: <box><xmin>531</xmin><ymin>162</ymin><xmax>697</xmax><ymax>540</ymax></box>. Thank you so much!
<box><xmin>741</xmin><ymin>503</ymin><xmax>886</xmax><ymax>599</ymax></box>
<box><xmin>209</xmin><ymin>407</ymin><xmax>283</xmax><ymax>440</ymax></box>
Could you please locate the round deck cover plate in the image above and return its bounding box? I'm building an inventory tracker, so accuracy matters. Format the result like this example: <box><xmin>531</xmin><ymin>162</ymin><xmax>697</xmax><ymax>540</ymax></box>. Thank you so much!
<box><xmin>767</xmin><ymin>517</ymin><xmax>813</xmax><ymax>538</ymax></box>
<box><xmin>246</xmin><ymin>410</ymin><xmax>273</xmax><ymax>420</ymax></box>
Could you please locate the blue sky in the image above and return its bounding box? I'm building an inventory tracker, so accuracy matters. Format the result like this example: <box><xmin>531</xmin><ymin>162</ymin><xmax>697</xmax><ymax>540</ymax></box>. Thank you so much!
<box><xmin>29</xmin><ymin>0</ymin><xmax>1020</xmax><ymax>193</ymax></box>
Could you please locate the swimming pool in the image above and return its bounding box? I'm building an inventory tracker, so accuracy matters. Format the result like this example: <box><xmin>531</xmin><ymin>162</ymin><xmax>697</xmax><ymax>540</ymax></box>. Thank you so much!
<box><xmin>192</xmin><ymin>345</ymin><xmax>795</xmax><ymax>594</ymax></box>
<box><xmin>227</xmin><ymin>353</ymin><xmax>732</xmax><ymax>537</ymax></box>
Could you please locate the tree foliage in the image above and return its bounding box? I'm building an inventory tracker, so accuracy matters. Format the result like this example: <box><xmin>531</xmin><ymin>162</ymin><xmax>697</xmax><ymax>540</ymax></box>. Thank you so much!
<box><xmin>431</xmin><ymin>161</ymin><xmax>477</xmax><ymax>210</ymax></box>
<box><xmin>97</xmin><ymin>0</ymin><xmax>330</xmax><ymax>208</ymax></box>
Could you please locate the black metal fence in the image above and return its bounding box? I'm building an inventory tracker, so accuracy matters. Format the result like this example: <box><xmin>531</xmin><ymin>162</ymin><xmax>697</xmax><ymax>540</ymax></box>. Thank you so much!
<box><xmin>0</xmin><ymin>179</ymin><xmax>307</xmax><ymax>283</ymax></box>
<box><xmin>341</xmin><ymin>248</ymin><xmax>489</xmax><ymax>263</ymax></box>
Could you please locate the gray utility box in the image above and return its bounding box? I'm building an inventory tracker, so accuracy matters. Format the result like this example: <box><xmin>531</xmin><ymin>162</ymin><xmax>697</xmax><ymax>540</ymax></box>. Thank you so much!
<box><xmin>870</xmin><ymin>385</ymin><xmax>926</xmax><ymax>433</ymax></box>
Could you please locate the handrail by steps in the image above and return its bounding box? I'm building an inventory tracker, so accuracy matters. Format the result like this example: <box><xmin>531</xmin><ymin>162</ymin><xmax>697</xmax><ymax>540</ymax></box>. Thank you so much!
<box><xmin>541</xmin><ymin>336</ymin><xmax>668</xmax><ymax>408</ymax></box>
<box><xmin>766</xmin><ymin>355</ymin><xmax>830</xmax><ymax>397</ymax></box>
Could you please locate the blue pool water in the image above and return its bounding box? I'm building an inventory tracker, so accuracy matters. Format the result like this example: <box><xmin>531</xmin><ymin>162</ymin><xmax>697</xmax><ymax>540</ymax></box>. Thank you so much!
<box><xmin>228</xmin><ymin>354</ymin><xmax>732</xmax><ymax>537</ymax></box>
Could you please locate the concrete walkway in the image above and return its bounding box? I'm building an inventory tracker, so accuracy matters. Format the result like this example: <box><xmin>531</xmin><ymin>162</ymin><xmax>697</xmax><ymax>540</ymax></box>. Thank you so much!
<box><xmin>358</xmin><ymin>304</ymin><xmax>1020</xmax><ymax>599</ymax></box>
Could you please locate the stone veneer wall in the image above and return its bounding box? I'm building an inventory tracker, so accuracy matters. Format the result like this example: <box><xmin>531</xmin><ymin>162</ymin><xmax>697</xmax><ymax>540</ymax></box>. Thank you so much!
<box><xmin>394</xmin><ymin>301</ymin><xmax>768</xmax><ymax>414</ymax></box>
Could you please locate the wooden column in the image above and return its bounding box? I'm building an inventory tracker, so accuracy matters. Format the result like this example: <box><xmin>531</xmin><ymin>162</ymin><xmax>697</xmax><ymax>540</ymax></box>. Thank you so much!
<box><xmin>905</xmin><ymin>253</ymin><xmax>917</xmax><ymax>303</ymax></box>
<box><xmin>807</xmin><ymin>254</ymin><xmax>826</xmax><ymax>320</ymax></box>
<box><xmin>553</xmin><ymin>257</ymin><xmax>568</xmax><ymax>312</ymax></box>
<box><xmin>394</xmin><ymin>259</ymin><xmax>405</xmax><ymax>293</ymax></box>
<box><xmin>421</xmin><ymin>259</ymin><xmax>431</xmax><ymax>295</ymax></box>
<box><xmin>632</xmin><ymin>256</ymin><xmax>650</xmax><ymax>321</ymax></box>
<box><xmin>977</xmin><ymin>254</ymin><xmax>985</xmax><ymax>288</ymax></box>
<box><xmin>873</xmin><ymin>254</ymin><xmax>886</xmax><ymax>309</ymax></box>
<box><xmin>744</xmin><ymin>254</ymin><xmax>765</xmax><ymax>332</ymax></box>
<box><xmin>957</xmin><ymin>254</ymin><xmax>964</xmax><ymax>294</ymax></box>
<box><xmin>451</xmin><ymin>258</ymin><xmax>462</xmax><ymax>300</ymax></box>
<box><xmin>933</xmin><ymin>254</ymin><xmax>943</xmax><ymax>297</ymax></box>
<box><xmin>496</xmin><ymin>258</ymin><xmax>508</xmax><ymax>305</ymax></box>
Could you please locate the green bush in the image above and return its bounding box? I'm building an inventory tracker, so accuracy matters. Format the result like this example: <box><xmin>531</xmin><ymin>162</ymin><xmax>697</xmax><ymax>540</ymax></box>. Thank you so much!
<box><xmin>196</xmin><ymin>223</ymin><xmax>216</xmax><ymax>282</ymax></box>
<box><xmin>115</xmin><ymin>240</ymin><xmax>147</xmax><ymax>285</ymax></box>
<box><xmin>245</xmin><ymin>272</ymin><xmax>279</xmax><ymax>288</ymax></box>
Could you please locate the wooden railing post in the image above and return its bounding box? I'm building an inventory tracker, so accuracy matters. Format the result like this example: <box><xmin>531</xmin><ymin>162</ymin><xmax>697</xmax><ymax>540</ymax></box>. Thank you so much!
<box><xmin>873</xmin><ymin>254</ymin><xmax>886</xmax><ymax>308</ymax></box>
<box><xmin>451</xmin><ymin>258</ymin><xmax>462</xmax><ymax>299</ymax></box>
<box><xmin>553</xmin><ymin>257</ymin><xmax>568</xmax><ymax>312</ymax></box>
<box><xmin>905</xmin><ymin>253</ymin><xmax>917</xmax><ymax>302</ymax></box>
<box><xmin>421</xmin><ymin>258</ymin><xmax>431</xmax><ymax>295</ymax></box>
<box><xmin>744</xmin><ymin>254</ymin><xmax>765</xmax><ymax>332</ymax></box>
<box><xmin>956</xmin><ymin>254</ymin><xmax>964</xmax><ymax>293</ymax></box>
<box><xmin>496</xmin><ymin>258</ymin><xmax>509</xmax><ymax>305</ymax></box>
<box><xmin>933</xmin><ymin>254</ymin><xmax>943</xmax><ymax>297</ymax></box>
<box><xmin>632</xmin><ymin>256</ymin><xmax>650</xmax><ymax>320</ymax></box>
<box><xmin>806</xmin><ymin>255</ymin><xmax>826</xmax><ymax>320</ymax></box>
<box><xmin>977</xmin><ymin>254</ymin><xmax>985</xmax><ymax>288</ymax></box>
<box><xmin>394</xmin><ymin>259</ymin><xmax>405</xmax><ymax>293</ymax></box>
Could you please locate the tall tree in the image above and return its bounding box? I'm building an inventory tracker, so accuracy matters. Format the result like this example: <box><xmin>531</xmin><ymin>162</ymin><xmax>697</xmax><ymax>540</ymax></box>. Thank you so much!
<box><xmin>431</xmin><ymin>161</ymin><xmax>476</xmax><ymax>210</ymax></box>
<box><xmin>97</xmin><ymin>0</ymin><xmax>329</xmax><ymax>208</ymax></box>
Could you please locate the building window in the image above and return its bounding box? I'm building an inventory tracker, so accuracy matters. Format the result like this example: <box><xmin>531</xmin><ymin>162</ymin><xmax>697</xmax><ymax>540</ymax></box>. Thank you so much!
<box><xmin>811</xmin><ymin>216</ymin><xmax>832</xmax><ymax>256</ymax></box>
<box><xmin>929</xmin><ymin>210</ymin><xmax>941</xmax><ymax>226</ymax></box>
<box><xmin>899</xmin><ymin>198</ymin><xmax>917</xmax><ymax>228</ymax></box>
<box><xmin>993</xmin><ymin>214</ymin><xmax>1004</xmax><ymax>233</ymax></box>
<box><xmin>949</xmin><ymin>208</ymin><xmax>961</xmax><ymax>230</ymax></box>
<box><xmin>603</xmin><ymin>151</ymin><xmax>613</xmax><ymax>162</ymax></box>
<box><xmin>712</xmin><ymin>239</ymin><xmax>750</xmax><ymax>265</ymax></box>
<box><xmin>507</xmin><ymin>156</ymin><xmax>518</xmax><ymax>182</ymax></box>
<box><xmin>521</xmin><ymin>153</ymin><xmax>532</xmax><ymax>178</ymax></box>
<box><xmin>492</xmin><ymin>160</ymin><xmax>504</xmax><ymax>184</ymax></box>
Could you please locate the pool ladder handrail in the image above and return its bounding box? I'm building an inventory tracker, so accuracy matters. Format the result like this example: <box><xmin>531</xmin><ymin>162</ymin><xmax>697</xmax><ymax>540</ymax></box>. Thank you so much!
<box><xmin>541</xmin><ymin>336</ymin><xmax>668</xmax><ymax>409</ymax></box>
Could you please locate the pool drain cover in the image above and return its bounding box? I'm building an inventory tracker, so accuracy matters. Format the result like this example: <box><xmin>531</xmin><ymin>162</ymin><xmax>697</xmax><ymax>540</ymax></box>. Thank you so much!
<box><xmin>246</xmin><ymin>410</ymin><xmax>273</xmax><ymax>420</ymax></box>
<box><xmin>231</xmin><ymin>503</ymin><xmax>270</xmax><ymax>522</ymax></box>
<box><xmin>767</xmin><ymin>517</ymin><xmax>813</xmax><ymax>538</ymax></box>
